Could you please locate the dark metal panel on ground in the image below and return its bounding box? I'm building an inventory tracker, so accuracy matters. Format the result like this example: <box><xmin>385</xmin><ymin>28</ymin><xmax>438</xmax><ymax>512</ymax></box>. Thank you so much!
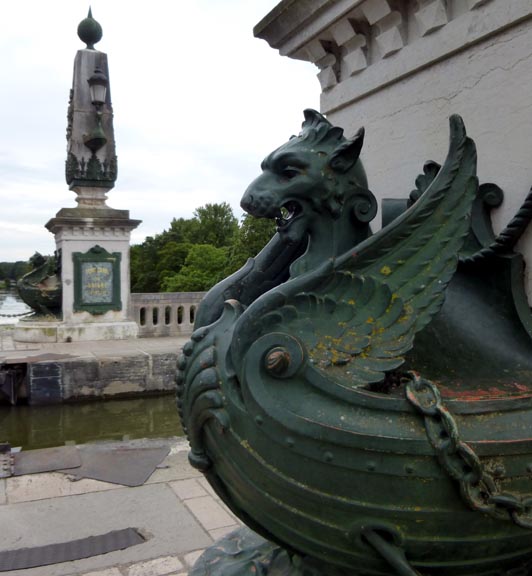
<box><xmin>59</xmin><ymin>446</ymin><xmax>170</xmax><ymax>486</ymax></box>
<box><xmin>0</xmin><ymin>528</ymin><xmax>145</xmax><ymax>571</ymax></box>
<box><xmin>13</xmin><ymin>446</ymin><xmax>81</xmax><ymax>476</ymax></box>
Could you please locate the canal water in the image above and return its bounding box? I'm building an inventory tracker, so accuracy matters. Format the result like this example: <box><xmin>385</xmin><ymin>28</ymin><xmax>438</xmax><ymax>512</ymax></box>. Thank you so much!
<box><xmin>0</xmin><ymin>290</ymin><xmax>31</xmax><ymax>325</ymax></box>
<box><xmin>0</xmin><ymin>395</ymin><xmax>184</xmax><ymax>450</ymax></box>
<box><xmin>0</xmin><ymin>290</ymin><xmax>185</xmax><ymax>450</ymax></box>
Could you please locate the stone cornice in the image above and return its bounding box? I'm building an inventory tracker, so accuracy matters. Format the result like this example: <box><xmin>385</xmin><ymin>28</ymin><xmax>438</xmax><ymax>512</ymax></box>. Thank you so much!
<box><xmin>45</xmin><ymin>216</ymin><xmax>141</xmax><ymax>236</ymax></box>
<box><xmin>255</xmin><ymin>0</ymin><xmax>532</xmax><ymax>114</ymax></box>
<box><xmin>53</xmin><ymin>207</ymin><xmax>132</xmax><ymax>220</ymax></box>
<box><xmin>254</xmin><ymin>0</ymin><xmax>366</xmax><ymax>55</ymax></box>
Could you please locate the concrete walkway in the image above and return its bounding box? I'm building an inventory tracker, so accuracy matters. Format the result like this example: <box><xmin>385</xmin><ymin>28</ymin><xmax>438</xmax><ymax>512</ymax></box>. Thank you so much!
<box><xmin>0</xmin><ymin>326</ymin><xmax>190</xmax><ymax>359</ymax></box>
<box><xmin>0</xmin><ymin>437</ymin><xmax>242</xmax><ymax>576</ymax></box>
<box><xmin>0</xmin><ymin>329</ymin><xmax>241</xmax><ymax>575</ymax></box>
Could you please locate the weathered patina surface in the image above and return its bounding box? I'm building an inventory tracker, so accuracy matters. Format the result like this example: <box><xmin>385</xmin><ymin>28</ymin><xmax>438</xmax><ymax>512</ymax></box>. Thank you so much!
<box><xmin>178</xmin><ymin>111</ymin><xmax>532</xmax><ymax>575</ymax></box>
<box><xmin>17</xmin><ymin>252</ymin><xmax>61</xmax><ymax>317</ymax></box>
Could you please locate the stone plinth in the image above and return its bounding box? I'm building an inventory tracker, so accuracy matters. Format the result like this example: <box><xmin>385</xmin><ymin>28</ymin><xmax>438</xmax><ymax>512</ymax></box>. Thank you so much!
<box><xmin>255</xmin><ymin>0</ymin><xmax>532</xmax><ymax>295</ymax></box>
<box><xmin>15</xmin><ymin>207</ymin><xmax>141</xmax><ymax>343</ymax></box>
<box><xmin>14</xmin><ymin>320</ymin><xmax>139</xmax><ymax>344</ymax></box>
<box><xmin>52</xmin><ymin>207</ymin><xmax>139</xmax><ymax>339</ymax></box>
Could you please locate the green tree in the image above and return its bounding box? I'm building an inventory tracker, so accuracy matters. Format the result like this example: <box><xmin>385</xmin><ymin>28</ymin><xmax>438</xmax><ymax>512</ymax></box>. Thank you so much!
<box><xmin>226</xmin><ymin>214</ymin><xmax>276</xmax><ymax>275</ymax></box>
<box><xmin>166</xmin><ymin>217</ymin><xmax>200</xmax><ymax>245</ymax></box>
<box><xmin>13</xmin><ymin>261</ymin><xmax>31</xmax><ymax>279</ymax></box>
<box><xmin>192</xmin><ymin>202</ymin><xmax>238</xmax><ymax>247</ymax></box>
<box><xmin>155</xmin><ymin>241</ymin><xmax>192</xmax><ymax>287</ymax></box>
<box><xmin>130</xmin><ymin>203</ymin><xmax>249</xmax><ymax>293</ymax></box>
<box><xmin>130</xmin><ymin>237</ymin><xmax>162</xmax><ymax>292</ymax></box>
<box><xmin>0</xmin><ymin>261</ymin><xmax>31</xmax><ymax>282</ymax></box>
<box><xmin>161</xmin><ymin>244</ymin><xmax>228</xmax><ymax>292</ymax></box>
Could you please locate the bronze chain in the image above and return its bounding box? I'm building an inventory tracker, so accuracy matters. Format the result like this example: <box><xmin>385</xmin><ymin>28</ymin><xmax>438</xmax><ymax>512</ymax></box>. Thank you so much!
<box><xmin>0</xmin><ymin>311</ymin><xmax>32</xmax><ymax>318</ymax></box>
<box><xmin>405</xmin><ymin>372</ymin><xmax>532</xmax><ymax>530</ymax></box>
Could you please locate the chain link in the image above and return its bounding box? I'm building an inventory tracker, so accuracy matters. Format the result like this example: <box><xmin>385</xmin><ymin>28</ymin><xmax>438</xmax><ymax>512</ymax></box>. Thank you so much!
<box><xmin>0</xmin><ymin>311</ymin><xmax>33</xmax><ymax>318</ymax></box>
<box><xmin>405</xmin><ymin>372</ymin><xmax>532</xmax><ymax>529</ymax></box>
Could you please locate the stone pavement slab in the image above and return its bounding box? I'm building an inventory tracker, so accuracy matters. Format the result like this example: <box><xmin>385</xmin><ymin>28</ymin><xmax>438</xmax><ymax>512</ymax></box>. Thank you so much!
<box><xmin>0</xmin><ymin>333</ymin><xmax>189</xmax><ymax>361</ymax></box>
<box><xmin>0</xmin><ymin>483</ymin><xmax>212</xmax><ymax>576</ymax></box>
<box><xmin>126</xmin><ymin>555</ymin><xmax>184</xmax><ymax>576</ymax></box>
<box><xmin>0</xmin><ymin>438</ymin><xmax>243</xmax><ymax>576</ymax></box>
<box><xmin>6</xmin><ymin>472</ymin><xmax>120</xmax><ymax>504</ymax></box>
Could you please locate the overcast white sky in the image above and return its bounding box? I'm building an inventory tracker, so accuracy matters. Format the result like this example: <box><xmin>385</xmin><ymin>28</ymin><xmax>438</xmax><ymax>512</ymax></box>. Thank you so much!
<box><xmin>0</xmin><ymin>1</ymin><xmax>320</xmax><ymax>262</ymax></box>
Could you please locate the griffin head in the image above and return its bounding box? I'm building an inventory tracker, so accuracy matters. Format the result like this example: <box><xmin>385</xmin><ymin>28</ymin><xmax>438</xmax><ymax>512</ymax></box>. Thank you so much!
<box><xmin>240</xmin><ymin>109</ymin><xmax>372</xmax><ymax>250</ymax></box>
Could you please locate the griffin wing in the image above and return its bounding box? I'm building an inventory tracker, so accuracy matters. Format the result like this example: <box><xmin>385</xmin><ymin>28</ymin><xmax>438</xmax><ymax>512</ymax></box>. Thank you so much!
<box><xmin>231</xmin><ymin>115</ymin><xmax>477</xmax><ymax>387</ymax></box>
<box><xmin>338</xmin><ymin>115</ymin><xmax>477</xmax><ymax>331</ymax></box>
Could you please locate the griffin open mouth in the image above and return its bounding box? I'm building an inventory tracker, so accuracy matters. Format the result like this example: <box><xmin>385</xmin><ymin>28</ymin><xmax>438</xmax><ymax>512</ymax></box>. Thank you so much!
<box><xmin>275</xmin><ymin>201</ymin><xmax>302</xmax><ymax>228</ymax></box>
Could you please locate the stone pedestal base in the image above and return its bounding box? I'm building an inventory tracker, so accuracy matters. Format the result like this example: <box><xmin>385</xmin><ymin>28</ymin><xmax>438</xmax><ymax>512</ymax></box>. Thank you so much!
<box><xmin>189</xmin><ymin>527</ymin><xmax>351</xmax><ymax>576</ymax></box>
<box><xmin>14</xmin><ymin>319</ymin><xmax>138</xmax><ymax>343</ymax></box>
<box><xmin>189</xmin><ymin>527</ymin><xmax>293</xmax><ymax>576</ymax></box>
<box><xmin>190</xmin><ymin>526</ymin><xmax>532</xmax><ymax>576</ymax></box>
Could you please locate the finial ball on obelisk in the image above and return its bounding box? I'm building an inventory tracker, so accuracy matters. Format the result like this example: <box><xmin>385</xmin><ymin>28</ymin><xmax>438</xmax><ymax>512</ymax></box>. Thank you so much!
<box><xmin>77</xmin><ymin>7</ymin><xmax>103</xmax><ymax>50</ymax></box>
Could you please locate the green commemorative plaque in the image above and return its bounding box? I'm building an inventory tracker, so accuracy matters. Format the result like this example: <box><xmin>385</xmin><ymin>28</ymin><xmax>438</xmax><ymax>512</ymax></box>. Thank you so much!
<box><xmin>73</xmin><ymin>245</ymin><xmax>121</xmax><ymax>314</ymax></box>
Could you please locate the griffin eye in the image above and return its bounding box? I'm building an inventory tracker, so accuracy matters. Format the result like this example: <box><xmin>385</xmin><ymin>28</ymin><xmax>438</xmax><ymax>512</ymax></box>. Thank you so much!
<box><xmin>281</xmin><ymin>168</ymin><xmax>299</xmax><ymax>180</ymax></box>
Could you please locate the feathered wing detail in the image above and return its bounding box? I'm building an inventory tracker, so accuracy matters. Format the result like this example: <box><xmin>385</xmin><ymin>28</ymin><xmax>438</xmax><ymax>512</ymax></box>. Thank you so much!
<box><xmin>231</xmin><ymin>116</ymin><xmax>478</xmax><ymax>388</ymax></box>
<box><xmin>272</xmin><ymin>274</ymin><xmax>416</xmax><ymax>385</ymax></box>
<box><xmin>337</xmin><ymin>115</ymin><xmax>478</xmax><ymax>331</ymax></box>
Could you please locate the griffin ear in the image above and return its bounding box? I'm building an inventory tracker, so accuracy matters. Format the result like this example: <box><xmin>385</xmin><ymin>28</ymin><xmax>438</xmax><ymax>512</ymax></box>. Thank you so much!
<box><xmin>302</xmin><ymin>108</ymin><xmax>331</xmax><ymax>129</ymax></box>
<box><xmin>328</xmin><ymin>127</ymin><xmax>365</xmax><ymax>173</ymax></box>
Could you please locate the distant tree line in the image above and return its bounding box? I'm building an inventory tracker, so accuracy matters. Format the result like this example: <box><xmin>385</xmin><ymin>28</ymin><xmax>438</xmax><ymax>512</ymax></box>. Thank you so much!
<box><xmin>0</xmin><ymin>202</ymin><xmax>275</xmax><ymax>294</ymax></box>
<box><xmin>0</xmin><ymin>261</ymin><xmax>31</xmax><ymax>289</ymax></box>
<box><xmin>131</xmin><ymin>202</ymin><xmax>276</xmax><ymax>293</ymax></box>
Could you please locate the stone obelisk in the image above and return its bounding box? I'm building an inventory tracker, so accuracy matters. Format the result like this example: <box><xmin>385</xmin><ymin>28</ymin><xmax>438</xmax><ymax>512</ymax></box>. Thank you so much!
<box><xmin>16</xmin><ymin>10</ymin><xmax>141</xmax><ymax>342</ymax></box>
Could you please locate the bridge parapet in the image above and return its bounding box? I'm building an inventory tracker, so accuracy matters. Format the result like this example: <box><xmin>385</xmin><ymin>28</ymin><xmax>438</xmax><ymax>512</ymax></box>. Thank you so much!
<box><xmin>131</xmin><ymin>292</ymin><xmax>205</xmax><ymax>337</ymax></box>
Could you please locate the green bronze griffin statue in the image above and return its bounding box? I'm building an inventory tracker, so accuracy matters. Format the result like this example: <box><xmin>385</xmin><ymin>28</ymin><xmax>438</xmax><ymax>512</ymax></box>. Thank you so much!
<box><xmin>17</xmin><ymin>251</ymin><xmax>62</xmax><ymax>317</ymax></box>
<box><xmin>178</xmin><ymin>111</ymin><xmax>532</xmax><ymax>576</ymax></box>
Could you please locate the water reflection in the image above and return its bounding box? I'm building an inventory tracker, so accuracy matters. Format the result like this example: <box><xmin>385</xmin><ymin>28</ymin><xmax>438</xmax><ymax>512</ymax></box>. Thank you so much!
<box><xmin>0</xmin><ymin>394</ymin><xmax>184</xmax><ymax>450</ymax></box>
<box><xmin>0</xmin><ymin>290</ymin><xmax>31</xmax><ymax>325</ymax></box>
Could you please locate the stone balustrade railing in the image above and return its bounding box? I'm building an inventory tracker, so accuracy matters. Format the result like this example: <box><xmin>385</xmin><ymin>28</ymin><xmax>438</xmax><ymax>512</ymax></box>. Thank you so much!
<box><xmin>131</xmin><ymin>292</ymin><xmax>206</xmax><ymax>337</ymax></box>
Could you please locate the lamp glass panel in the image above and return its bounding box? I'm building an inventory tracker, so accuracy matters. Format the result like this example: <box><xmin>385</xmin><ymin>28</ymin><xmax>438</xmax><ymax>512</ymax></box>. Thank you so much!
<box><xmin>91</xmin><ymin>84</ymin><xmax>107</xmax><ymax>105</ymax></box>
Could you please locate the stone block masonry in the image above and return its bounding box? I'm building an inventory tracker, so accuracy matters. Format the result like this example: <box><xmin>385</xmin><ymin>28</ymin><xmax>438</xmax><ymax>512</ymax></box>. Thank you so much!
<box><xmin>1</xmin><ymin>334</ymin><xmax>189</xmax><ymax>405</ymax></box>
<box><xmin>26</xmin><ymin>354</ymin><xmax>177</xmax><ymax>405</ymax></box>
